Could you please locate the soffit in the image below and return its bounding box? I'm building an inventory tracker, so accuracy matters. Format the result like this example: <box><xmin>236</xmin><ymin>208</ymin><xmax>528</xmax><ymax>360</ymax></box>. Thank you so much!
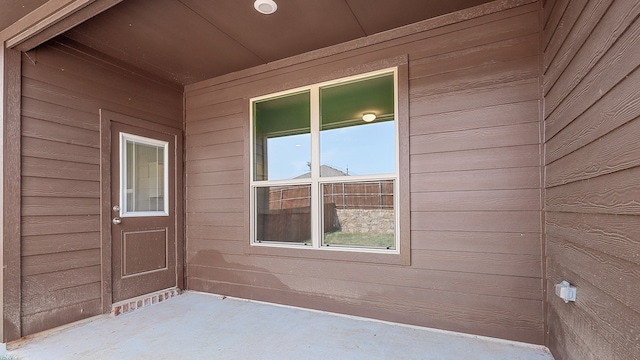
<box><xmin>0</xmin><ymin>0</ymin><xmax>49</xmax><ymax>32</ymax></box>
<box><xmin>59</xmin><ymin>0</ymin><xmax>495</xmax><ymax>85</ymax></box>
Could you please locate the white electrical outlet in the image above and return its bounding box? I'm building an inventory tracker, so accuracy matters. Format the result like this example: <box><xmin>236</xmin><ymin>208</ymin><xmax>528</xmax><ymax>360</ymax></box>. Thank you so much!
<box><xmin>555</xmin><ymin>281</ymin><xmax>577</xmax><ymax>303</ymax></box>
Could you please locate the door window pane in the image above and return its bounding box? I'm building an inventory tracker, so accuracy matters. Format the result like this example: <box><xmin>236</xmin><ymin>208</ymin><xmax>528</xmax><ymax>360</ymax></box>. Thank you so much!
<box><xmin>122</xmin><ymin>134</ymin><xmax>168</xmax><ymax>215</ymax></box>
<box><xmin>255</xmin><ymin>185</ymin><xmax>311</xmax><ymax>244</ymax></box>
<box><xmin>322</xmin><ymin>180</ymin><xmax>395</xmax><ymax>249</ymax></box>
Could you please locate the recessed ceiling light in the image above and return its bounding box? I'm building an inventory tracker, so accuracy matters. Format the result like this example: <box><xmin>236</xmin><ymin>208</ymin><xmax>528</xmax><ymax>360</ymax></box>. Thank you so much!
<box><xmin>254</xmin><ymin>0</ymin><xmax>277</xmax><ymax>15</ymax></box>
<box><xmin>362</xmin><ymin>113</ymin><xmax>377</xmax><ymax>122</ymax></box>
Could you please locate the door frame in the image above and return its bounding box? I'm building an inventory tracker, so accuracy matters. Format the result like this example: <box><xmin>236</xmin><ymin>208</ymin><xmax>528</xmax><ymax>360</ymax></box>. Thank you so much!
<box><xmin>99</xmin><ymin>109</ymin><xmax>184</xmax><ymax>313</ymax></box>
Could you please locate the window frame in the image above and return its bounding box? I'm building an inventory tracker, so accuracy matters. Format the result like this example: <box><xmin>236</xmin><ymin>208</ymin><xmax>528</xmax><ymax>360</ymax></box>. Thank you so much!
<box><xmin>119</xmin><ymin>132</ymin><xmax>170</xmax><ymax>218</ymax></box>
<box><xmin>249</xmin><ymin>67</ymin><xmax>400</xmax><ymax>254</ymax></box>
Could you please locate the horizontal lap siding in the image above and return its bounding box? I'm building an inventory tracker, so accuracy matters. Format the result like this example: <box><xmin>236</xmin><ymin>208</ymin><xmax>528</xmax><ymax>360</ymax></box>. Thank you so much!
<box><xmin>20</xmin><ymin>41</ymin><xmax>182</xmax><ymax>336</ymax></box>
<box><xmin>543</xmin><ymin>0</ymin><xmax>640</xmax><ymax>359</ymax></box>
<box><xmin>184</xmin><ymin>1</ymin><xmax>543</xmax><ymax>344</ymax></box>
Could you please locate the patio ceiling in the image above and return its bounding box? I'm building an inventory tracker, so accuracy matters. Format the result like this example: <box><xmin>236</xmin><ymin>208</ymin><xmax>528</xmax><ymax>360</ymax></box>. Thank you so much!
<box><xmin>3</xmin><ymin>0</ymin><xmax>494</xmax><ymax>85</ymax></box>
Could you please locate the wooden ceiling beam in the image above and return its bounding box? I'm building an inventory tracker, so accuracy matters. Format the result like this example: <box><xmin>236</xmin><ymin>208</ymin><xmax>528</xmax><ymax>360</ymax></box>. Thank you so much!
<box><xmin>0</xmin><ymin>0</ymin><xmax>123</xmax><ymax>51</ymax></box>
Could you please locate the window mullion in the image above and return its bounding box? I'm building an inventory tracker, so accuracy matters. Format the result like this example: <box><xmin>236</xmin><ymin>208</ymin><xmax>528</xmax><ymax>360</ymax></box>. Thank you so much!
<box><xmin>310</xmin><ymin>85</ymin><xmax>320</xmax><ymax>248</ymax></box>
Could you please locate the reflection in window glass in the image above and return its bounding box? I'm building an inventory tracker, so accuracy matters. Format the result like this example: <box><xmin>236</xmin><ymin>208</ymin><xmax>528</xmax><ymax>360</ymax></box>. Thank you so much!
<box><xmin>255</xmin><ymin>185</ymin><xmax>311</xmax><ymax>244</ymax></box>
<box><xmin>322</xmin><ymin>180</ymin><xmax>395</xmax><ymax>249</ymax></box>
<box><xmin>320</xmin><ymin>73</ymin><xmax>395</xmax><ymax>176</ymax></box>
<box><xmin>253</xmin><ymin>91</ymin><xmax>310</xmax><ymax>181</ymax></box>
<box><xmin>124</xmin><ymin>139</ymin><xmax>165</xmax><ymax>213</ymax></box>
<box><xmin>320</xmin><ymin>122</ymin><xmax>395</xmax><ymax>176</ymax></box>
<box><xmin>267</xmin><ymin>134</ymin><xmax>311</xmax><ymax>180</ymax></box>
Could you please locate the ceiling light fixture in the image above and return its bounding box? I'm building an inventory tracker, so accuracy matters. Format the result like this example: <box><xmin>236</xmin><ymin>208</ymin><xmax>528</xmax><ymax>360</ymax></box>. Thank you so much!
<box><xmin>254</xmin><ymin>0</ymin><xmax>277</xmax><ymax>15</ymax></box>
<box><xmin>362</xmin><ymin>113</ymin><xmax>377</xmax><ymax>122</ymax></box>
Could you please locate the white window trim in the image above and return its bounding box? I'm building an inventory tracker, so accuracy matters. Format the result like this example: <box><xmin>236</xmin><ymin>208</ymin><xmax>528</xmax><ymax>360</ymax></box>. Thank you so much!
<box><xmin>119</xmin><ymin>132</ymin><xmax>170</xmax><ymax>218</ymax></box>
<box><xmin>249</xmin><ymin>67</ymin><xmax>400</xmax><ymax>254</ymax></box>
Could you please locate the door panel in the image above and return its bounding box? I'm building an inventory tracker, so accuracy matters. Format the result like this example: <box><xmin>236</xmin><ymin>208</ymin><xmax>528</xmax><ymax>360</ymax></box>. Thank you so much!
<box><xmin>111</xmin><ymin>122</ymin><xmax>176</xmax><ymax>302</ymax></box>
<box><xmin>122</xmin><ymin>229</ymin><xmax>167</xmax><ymax>276</ymax></box>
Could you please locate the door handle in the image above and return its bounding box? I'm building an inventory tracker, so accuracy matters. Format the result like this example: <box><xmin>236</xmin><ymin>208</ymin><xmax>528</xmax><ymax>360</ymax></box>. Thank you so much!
<box><xmin>112</xmin><ymin>217</ymin><xmax>122</xmax><ymax>225</ymax></box>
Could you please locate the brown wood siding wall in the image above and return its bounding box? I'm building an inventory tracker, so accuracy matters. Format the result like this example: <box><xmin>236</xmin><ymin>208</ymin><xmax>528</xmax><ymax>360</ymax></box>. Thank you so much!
<box><xmin>543</xmin><ymin>0</ymin><xmax>640</xmax><ymax>359</ymax></box>
<box><xmin>20</xmin><ymin>40</ymin><xmax>182</xmax><ymax>336</ymax></box>
<box><xmin>184</xmin><ymin>1</ymin><xmax>544</xmax><ymax>344</ymax></box>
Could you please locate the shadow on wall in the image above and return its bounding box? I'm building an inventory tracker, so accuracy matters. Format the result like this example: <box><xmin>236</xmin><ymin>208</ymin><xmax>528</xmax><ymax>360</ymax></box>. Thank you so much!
<box><xmin>186</xmin><ymin>250</ymin><xmax>451</xmax><ymax>339</ymax></box>
<box><xmin>187</xmin><ymin>249</ymin><xmax>292</xmax><ymax>296</ymax></box>
<box><xmin>186</xmin><ymin>249</ymin><xmax>379</xmax><ymax>318</ymax></box>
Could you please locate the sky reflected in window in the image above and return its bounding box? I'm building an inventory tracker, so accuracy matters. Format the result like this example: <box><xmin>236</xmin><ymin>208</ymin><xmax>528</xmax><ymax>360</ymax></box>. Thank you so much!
<box><xmin>266</xmin><ymin>120</ymin><xmax>395</xmax><ymax>180</ymax></box>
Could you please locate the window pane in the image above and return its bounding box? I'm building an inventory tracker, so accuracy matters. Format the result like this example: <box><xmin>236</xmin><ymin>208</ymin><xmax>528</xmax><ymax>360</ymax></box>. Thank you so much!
<box><xmin>320</xmin><ymin>74</ymin><xmax>395</xmax><ymax>177</ymax></box>
<box><xmin>254</xmin><ymin>91</ymin><xmax>311</xmax><ymax>181</ymax></box>
<box><xmin>255</xmin><ymin>185</ymin><xmax>311</xmax><ymax>244</ymax></box>
<box><xmin>322</xmin><ymin>180</ymin><xmax>395</xmax><ymax>249</ymax></box>
<box><xmin>124</xmin><ymin>139</ymin><xmax>166</xmax><ymax>213</ymax></box>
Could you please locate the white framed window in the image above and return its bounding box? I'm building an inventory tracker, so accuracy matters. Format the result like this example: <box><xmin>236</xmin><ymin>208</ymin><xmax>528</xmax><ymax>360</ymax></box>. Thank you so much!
<box><xmin>119</xmin><ymin>132</ymin><xmax>169</xmax><ymax>217</ymax></box>
<box><xmin>250</xmin><ymin>68</ymin><xmax>399</xmax><ymax>253</ymax></box>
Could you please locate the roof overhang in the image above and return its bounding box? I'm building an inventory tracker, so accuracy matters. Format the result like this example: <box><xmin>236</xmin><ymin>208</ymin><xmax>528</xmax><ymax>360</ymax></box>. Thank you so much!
<box><xmin>0</xmin><ymin>0</ymin><xmax>123</xmax><ymax>51</ymax></box>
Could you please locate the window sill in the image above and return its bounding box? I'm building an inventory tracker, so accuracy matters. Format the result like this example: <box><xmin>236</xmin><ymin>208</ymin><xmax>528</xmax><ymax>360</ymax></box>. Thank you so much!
<box><xmin>245</xmin><ymin>242</ymin><xmax>410</xmax><ymax>266</ymax></box>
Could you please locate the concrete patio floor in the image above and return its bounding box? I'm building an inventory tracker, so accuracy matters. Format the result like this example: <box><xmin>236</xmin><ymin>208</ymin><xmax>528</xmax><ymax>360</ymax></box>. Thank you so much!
<box><xmin>7</xmin><ymin>292</ymin><xmax>554</xmax><ymax>360</ymax></box>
